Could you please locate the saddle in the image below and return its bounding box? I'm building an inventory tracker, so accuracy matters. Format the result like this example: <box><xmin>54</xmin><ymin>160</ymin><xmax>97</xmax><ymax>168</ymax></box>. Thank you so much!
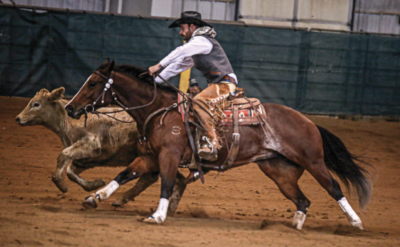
<box><xmin>178</xmin><ymin>86</ymin><xmax>267</xmax><ymax>171</ymax></box>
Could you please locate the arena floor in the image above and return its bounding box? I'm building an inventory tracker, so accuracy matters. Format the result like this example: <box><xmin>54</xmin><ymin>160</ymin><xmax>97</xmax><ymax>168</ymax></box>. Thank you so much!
<box><xmin>1</xmin><ymin>95</ymin><xmax>399</xmax><ymax>246</ymax></box>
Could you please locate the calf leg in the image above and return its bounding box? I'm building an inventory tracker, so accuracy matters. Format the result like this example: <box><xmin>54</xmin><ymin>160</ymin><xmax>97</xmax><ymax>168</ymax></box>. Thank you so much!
<box><xmin>67</xmin><ymin>163</ymin><xmax>105</xmax><ymax>192</ymax></box>
<box><xmin>52</xmin><ymin>134</ymin><xmax>101</xmax><ymax>193</ymax></box>
<box><xmin>257</xmin><ymin>158</ymin><xmax>310</xmax><ymax>230</ymax></box>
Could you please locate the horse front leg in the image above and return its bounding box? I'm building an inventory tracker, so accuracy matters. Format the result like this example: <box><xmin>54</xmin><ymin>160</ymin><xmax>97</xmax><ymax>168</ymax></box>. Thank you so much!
<box><xmin>112</xmin><ymin>170</ymin><xmax>188</xmax><ymax>215</ymax></box>
<box><xmin>82</xmin><ymin>156</ymin><xmax>156</xmax><ymax>209</ymax></box>
<box><xmin>143</xmin><ymin>149</ymin><xmax>180</xmax><ymax>224</ymax></box>
<box><xmin>52</xmin><ymin>135</ymin><xmax>101</xmax><ymax>193</ymax></box>
<box><xmin>112</xmin><ymin>172</ymin><xmax>160</xmax><ymax>207</ymax></box>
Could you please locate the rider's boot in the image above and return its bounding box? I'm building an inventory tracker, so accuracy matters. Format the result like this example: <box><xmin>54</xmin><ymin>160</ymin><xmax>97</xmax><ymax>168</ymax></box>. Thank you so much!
<box><xmin>198</xmin><ymin>136</ymin><xmax>218</xmax><ymax>162</ymax></box>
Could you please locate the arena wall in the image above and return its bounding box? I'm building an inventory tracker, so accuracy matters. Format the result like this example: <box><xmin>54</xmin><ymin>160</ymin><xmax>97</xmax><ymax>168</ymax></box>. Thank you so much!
<box><xmin>0</xmin><ymin>5</ymin><xmax>399</xmax><ymax>116</ymax></box>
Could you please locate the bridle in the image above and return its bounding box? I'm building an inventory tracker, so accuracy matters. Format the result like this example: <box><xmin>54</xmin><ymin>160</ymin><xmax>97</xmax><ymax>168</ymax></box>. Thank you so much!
<box><xmin>85</xmin><ymin>70</ymin><xmax>158</xmax><ymax>114</ymax></box>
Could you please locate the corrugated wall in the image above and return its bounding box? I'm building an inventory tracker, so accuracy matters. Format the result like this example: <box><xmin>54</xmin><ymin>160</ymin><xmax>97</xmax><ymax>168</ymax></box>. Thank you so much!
<box><xmin>239</xmin><ymin>0</ymin><xmax>352</xmax><ymax>31</ymax></box>
<box><xmin>353</xmin><ymin>0</ymin><xmax>400</xmax><ymax>34</ymax></box>
<box><xmin>3</xmin><ymin>0</ymin><xmax>105</xmax><ymax>12</ymax></box>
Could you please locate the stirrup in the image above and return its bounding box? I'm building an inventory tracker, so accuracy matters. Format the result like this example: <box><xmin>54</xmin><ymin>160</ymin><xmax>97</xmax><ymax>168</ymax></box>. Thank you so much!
<box><xmin>198</xmin><ymin>146</ymin><xmax>218</xmax><ymax>162</ymax></box>
<box><xmin>198</xmin><ymin>136</ymin><xmax>218</xmax><ymax>161</ymax></box>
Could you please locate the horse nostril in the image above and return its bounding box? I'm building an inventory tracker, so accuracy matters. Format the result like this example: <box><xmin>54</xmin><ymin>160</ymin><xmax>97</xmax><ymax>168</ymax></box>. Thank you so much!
<box><xmin>65</xmin><ymin>105</ymin><xmax>74</xmax><ymax>113</ymax></box>
<box><xmin>15</xmin><ymin>117</ymin><xmax>20</xmax><ymax>124</ymax></box>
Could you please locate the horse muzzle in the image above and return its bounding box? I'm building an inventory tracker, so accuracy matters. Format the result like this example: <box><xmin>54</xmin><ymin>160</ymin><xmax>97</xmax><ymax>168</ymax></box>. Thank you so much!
<box><xmin>65</xmin><ymin>105</ymin><xmax>85</xmax><ymax>119</ymax></box>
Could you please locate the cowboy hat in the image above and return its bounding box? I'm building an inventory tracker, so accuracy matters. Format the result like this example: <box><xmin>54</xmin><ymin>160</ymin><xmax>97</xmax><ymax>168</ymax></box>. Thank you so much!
<box><xmin>168</xmin><ymin>11</ymin><xmax>212</xmax><ymax>28</ymax></box>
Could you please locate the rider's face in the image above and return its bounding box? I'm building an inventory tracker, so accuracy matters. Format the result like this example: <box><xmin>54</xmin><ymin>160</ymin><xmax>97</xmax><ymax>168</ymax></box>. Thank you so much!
<box><xmin>179</xmin><ymin>24</ymin><xmax>195</xmax><ymax>41</ymax></box>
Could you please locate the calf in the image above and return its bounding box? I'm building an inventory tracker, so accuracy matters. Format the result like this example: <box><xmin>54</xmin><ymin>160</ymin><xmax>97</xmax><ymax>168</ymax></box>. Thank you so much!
<box><xmin>16</xmin><ymin>88</ymin><xmax>187</xmax><ymax>212</ymax></box>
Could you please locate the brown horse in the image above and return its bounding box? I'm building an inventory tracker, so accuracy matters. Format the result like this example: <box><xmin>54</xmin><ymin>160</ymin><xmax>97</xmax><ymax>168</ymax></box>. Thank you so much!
<box><xmin>65</xmin><ymin>60</ymin><xmax>372</xmax><ymax>230</ymax></box>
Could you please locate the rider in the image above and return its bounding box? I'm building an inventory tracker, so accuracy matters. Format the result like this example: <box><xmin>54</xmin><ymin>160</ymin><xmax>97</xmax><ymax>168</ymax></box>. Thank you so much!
<box><xmin>149</xmin><ymin>11</ymin><xmax>238</xmax><ymax>162</ymax></box>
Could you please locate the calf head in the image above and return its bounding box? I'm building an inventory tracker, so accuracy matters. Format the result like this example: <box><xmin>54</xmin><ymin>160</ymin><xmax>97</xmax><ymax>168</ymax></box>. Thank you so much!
<box><xmin>16</xmin><ymin>87</ymin><xmax>65</xmax><ymax>126</ymax></box>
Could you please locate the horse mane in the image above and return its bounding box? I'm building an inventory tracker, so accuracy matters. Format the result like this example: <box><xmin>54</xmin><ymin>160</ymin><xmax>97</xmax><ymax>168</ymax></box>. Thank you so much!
<box><xmin>97</xmin><ymin>63</ymin><xmax>177</xmax><ymax>93</ymax></box>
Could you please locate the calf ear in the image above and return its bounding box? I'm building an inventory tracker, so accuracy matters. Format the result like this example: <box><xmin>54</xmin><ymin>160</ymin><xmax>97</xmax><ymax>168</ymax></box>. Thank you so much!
<box><xmin>38</xmin><ymin>88</ymin><xmax>50</xmax><ymax>95</ymax></box>
<box><xmin>49</xmin><ymin>87</ymin><xmax>65</xmax><ymax>101</ymax></box>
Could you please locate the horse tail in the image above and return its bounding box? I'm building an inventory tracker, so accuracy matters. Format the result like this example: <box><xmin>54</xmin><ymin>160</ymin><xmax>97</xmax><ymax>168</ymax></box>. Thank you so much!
<box><xmin>317</xmin><ymin>125</ymin><xmax>373</xmax><ymax>209</ymax></box>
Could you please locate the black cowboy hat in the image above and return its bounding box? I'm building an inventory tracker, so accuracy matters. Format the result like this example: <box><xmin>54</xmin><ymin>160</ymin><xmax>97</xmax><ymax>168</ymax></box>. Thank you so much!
<box><xmin>168</xmin><ymin>11</ymin><xmax>212</xmax><ymax>28</ymax></box>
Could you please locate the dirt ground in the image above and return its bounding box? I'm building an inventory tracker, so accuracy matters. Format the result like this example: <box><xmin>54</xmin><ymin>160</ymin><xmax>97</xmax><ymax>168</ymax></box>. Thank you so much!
<box><xmin>0</xmin><ymin>95</ymin><xmax>399</xmax><ymax>247</ymax></box>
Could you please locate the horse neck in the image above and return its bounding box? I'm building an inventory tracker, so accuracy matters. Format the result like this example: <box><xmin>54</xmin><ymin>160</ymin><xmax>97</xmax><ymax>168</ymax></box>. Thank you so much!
<box><xmin>113</xmin><ymin>73</ymin><xmax>177</xmax><ymax>129</ymax></box>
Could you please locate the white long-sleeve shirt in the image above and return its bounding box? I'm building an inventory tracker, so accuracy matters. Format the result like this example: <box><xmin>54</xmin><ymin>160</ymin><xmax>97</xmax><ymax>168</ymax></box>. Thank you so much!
<box><xmin>155</xmin><ymin>35</ymin><xmax>237</xmax><ymax>84</ymax></box>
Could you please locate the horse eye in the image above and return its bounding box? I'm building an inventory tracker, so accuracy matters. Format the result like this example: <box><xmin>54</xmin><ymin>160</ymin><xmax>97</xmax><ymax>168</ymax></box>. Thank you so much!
<box><xmin>32</xmin><ymin>102</ymin><xmax>40</xmax><ymax>107</ymax></box>
<box><xmin>88</xmin><ymin>81</ymin><xmax>97</xmax><ymax>88</ymax></box>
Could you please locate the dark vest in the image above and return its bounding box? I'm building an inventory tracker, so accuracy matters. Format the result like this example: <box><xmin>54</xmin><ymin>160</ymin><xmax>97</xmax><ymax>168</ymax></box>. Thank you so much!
<box><xmin>192</xmin><ymin>35</ymin><xmax>234</xmax><ymax>84</ymax></box>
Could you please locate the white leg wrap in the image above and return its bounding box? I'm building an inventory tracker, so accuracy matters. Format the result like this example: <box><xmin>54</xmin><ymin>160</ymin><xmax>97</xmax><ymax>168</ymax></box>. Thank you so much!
<box><xmin>292</xmin><ymin>211</ymin><xmax>306</xmax><ymax>230</ymax></box>
<box><xmin>338</xmin><ymin>197</ymin><xmax>363</xmax><ymax>229</ymax></box>
<box><xmin>96</xmin><ymin>180</ymin><xmax>119</xmax><ymax>201</ymax></box>
<box><xmin>150</xmin><ymin>198</ymin><xmax>169</xmax><ymax>223</ymax></box>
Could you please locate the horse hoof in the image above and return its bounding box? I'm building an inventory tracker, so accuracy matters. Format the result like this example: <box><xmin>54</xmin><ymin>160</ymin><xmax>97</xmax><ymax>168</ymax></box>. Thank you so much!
<box><xmin>82</xmin><ymin>194</ymin><xmax>99</xmax><ymax>209</ymax></box>
<box><xmin>292</xmin><ymin>211</ymin><xmax>306</xmax><ymax>230</ymax></box>
<box><xmin>350</xmin><ymin>220</ymin><xmax>364</xmax><ymax>230</ymax></box>
<box><xmin>142</xmin><ymin>216</ymin><xmax>162</xmax><ymax>224</ymax></box>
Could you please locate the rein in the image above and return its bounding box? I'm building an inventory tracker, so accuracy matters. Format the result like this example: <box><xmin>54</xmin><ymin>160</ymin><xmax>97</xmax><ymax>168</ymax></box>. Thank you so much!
<box><xmin>82</xmin><ymin>70</ymin><xmax>159</xmax><ymax>127</ymax></box>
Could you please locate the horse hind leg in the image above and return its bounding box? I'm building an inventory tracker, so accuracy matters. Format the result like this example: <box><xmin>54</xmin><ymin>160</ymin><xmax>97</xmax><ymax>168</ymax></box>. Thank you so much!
<box><xmin>257</xmin><ymin>158</ymin><xmax>310</xmax><ymax>230</ymax></box>
<box><xmin>305</xmin><ymin>159</ymin><xmax>363</xmax><ymax>229</ymax></box>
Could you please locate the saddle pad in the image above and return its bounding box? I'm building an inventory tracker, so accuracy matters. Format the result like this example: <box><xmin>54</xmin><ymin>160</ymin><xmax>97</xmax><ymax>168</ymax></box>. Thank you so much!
<box><xmin>177</xmin><ymin>93</ymin><xmax>187</xmax><ymax>122</ymax></box>
<box><xmin>219</xmin><ymin>104</ymin><xmax>266</xmax><ymax>126</ymax></box>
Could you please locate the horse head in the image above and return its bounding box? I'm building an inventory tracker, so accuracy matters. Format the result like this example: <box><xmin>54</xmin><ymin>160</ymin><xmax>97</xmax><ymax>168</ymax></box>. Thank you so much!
<box><xmin>65</xmin><ymin>59</ymin><xmax>115</xmax><ymax>119</ymax></box>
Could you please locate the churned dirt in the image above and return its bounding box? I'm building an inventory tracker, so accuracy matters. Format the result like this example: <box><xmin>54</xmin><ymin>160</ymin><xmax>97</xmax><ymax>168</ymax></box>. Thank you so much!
<box><xmin>0</xmin><ymin>95</ymin><xmax>399</xmax><ymax>247</ymax></box>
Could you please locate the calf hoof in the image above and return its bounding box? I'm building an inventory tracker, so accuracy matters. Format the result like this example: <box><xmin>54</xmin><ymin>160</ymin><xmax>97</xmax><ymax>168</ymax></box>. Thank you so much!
<box><xmin>52</xmin><ymin>177</ymin><xmax>68</xmax><ymax>193</ymax></box>
<box><xmin>82</xmin><ymin>194</ymin><xmax>99</xmax><ymax>209</ymax></box>
<box><xmin>111</xmin><ymin>196</ymin><xmax>135</xmax><ymax>207</ymax></box>
<box><xmin>83</xmin><ymin>179</ymin><xmax>106</xmax><ymax>192</ymax></box>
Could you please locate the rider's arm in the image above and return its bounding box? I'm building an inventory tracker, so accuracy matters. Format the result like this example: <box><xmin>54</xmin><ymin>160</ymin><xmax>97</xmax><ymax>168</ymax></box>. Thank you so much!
<box><xmin>159</xmin><ymin>36</ymin><xmax>212</xmax><ymax>68</ymax></box>
<box><xmin>153</xmin><ymin>36</ymin><xmax>212</xmax><ymax>83</ymax></box>
<box><xmin>155</xmin><ymin>56</ymin><xmax>194</xmax><ymax>83</ymax></box>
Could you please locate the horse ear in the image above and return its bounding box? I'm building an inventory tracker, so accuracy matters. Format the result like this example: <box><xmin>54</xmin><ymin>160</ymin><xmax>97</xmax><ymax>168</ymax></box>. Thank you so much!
<box><xmin>109</xmin><ymin>60</ymin><xmax>115</xmax><ymax>72</ymax></box>
<box><xmin>101</xmin><ymin>59</ymin><xmax>114</xmax><ymax>73</ymax></box>
<box><xmin>49</xmin><ymin>87</ymin><xmax>65</xmax><ymax>101</ymax></box>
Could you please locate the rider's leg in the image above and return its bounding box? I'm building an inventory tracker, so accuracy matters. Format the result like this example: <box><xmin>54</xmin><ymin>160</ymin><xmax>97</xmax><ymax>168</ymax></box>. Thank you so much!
<box><xmin>192</xmin><ymin>82</ymin><xmax>235</xmax><ymax>161</ymax></box>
